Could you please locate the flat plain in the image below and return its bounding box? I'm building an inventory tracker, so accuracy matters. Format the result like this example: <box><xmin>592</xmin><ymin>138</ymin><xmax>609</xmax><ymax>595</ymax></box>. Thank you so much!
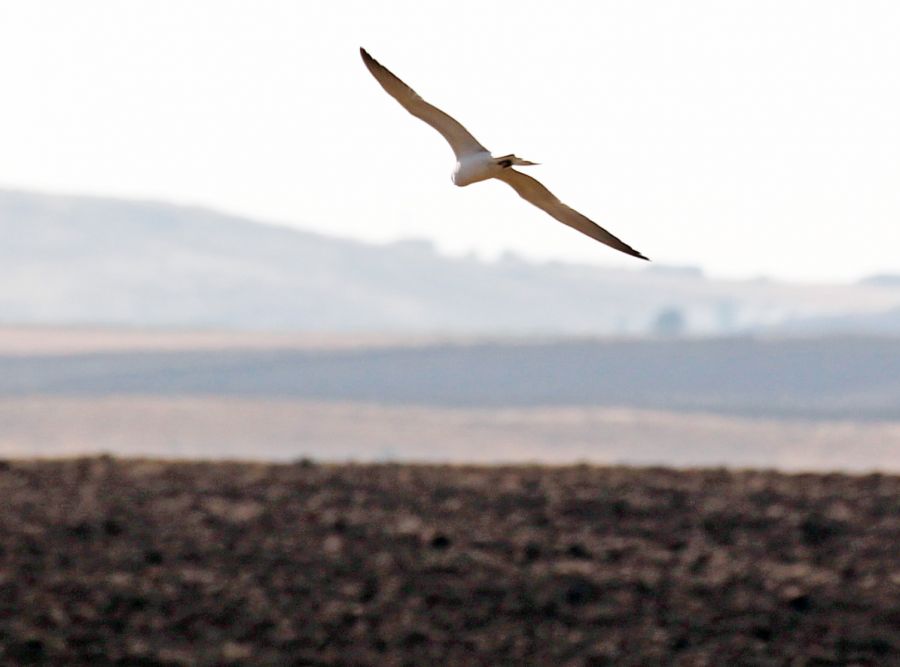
<box><xmin>2</xmin><ymin>327</ymin><xmax>899</xmax><ymax>470</ymax></box>
<box><xmin>1</xmin><ymin>397</ymin><xmax>899</xmax><ymax>471</ymax></box>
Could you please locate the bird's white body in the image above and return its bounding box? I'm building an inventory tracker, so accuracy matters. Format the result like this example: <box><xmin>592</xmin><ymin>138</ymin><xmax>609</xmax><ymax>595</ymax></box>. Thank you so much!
<box><xmin>360</xmin><ymin>47</ymin><xmax>649</xmax><ymax>260</ymax></box>
<box><xmin>452</xmin><ymin>151</ymin><xmax>495</xmax><ymax>187</ymax></box>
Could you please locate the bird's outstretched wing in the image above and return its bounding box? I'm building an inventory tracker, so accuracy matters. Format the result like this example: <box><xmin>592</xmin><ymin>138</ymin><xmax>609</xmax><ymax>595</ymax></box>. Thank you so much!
<box><xmin>360</xmin><ymin>48</ymin><xmax>488</xmax><ymax>160</ymax></box>
<box><xmin>494</xmin><ymin>169</ymin><xmax>649</xmax><ymax>260</ymax></box>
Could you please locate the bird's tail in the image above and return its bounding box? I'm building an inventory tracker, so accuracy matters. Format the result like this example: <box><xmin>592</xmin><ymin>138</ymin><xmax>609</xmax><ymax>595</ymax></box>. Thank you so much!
<box><xmin>494</xmin><ymin>154</ymin><xmax>539</xmax><ymax>168</ymax></box>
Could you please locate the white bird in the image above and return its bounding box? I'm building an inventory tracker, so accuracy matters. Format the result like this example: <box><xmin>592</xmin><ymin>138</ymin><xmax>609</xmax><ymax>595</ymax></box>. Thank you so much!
<box><xmin>360</xmin><ymin>47</ymin><xmax>648</xmax><ymax>261</ymax></box>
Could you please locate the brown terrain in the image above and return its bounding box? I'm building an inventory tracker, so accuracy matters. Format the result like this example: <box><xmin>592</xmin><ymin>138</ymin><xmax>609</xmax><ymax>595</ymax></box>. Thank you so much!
<box><xmin>1</xmin><ymin>457</ymin><xmax>897</xmax><ymax>665</ymax></box>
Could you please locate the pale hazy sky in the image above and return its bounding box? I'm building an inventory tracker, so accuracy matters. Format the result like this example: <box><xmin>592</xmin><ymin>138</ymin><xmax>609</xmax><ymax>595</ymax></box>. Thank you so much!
<box><xmin>1</xmin><ymin>1</ymin><xmax>898</xmax><ymax>282</ymax></box>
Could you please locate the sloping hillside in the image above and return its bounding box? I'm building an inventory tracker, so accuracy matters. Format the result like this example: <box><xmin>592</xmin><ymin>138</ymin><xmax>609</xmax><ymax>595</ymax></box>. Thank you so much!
<box><xmin>3</xmin><ymin>188</ymin><xmax>900</xmax><ymax>333</ymax></box>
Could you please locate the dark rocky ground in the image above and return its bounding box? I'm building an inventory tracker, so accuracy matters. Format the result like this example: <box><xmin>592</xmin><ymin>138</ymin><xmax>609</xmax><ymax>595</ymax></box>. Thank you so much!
<box><xmin>0</xmin><ymin>458</ymin><xmax>897</xmax><ymax>666</ymax></box>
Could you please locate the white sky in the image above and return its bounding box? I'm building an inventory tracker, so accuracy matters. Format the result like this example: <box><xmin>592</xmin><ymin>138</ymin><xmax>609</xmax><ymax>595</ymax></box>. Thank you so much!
<box><xmin>1</xmin><ymin>0</ymin><xmax>898</xmax><ymax>282</ymax></box>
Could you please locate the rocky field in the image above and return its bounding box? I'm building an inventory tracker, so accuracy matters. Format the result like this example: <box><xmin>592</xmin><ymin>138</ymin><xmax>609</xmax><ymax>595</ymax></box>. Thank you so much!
<box><xmin>0</xmin><ymin>458</ymin><xmax>897</xmax><ymax>665</ymax></box>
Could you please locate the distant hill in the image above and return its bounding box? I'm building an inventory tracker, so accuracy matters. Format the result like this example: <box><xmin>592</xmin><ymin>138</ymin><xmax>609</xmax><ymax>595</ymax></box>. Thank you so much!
<box><xmin>859</xmin><ymin>274</ymin><xmax>900</xmax><ymax>287</ymax></box>
<box><xmin>2</xmin><ymin>188</ymin><xmax>900</xmax><ymax>334</ymax></box>
<box><xmin>776</xmin><ymin>306</ymin><xmax>900</xmax><ymax>335</ymax></box>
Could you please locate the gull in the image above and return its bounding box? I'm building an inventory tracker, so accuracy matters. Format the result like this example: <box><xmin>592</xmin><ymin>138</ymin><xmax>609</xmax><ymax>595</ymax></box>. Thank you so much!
<box><xmin>360</xmin><ymin>47</ymin><xmax>648</xmax><ymax>260</ymax></box>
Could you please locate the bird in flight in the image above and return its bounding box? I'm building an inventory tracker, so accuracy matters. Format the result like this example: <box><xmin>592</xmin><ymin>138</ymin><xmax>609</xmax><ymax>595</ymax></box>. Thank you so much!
<box><xmin>360</xmin><ymin>47</ymin><xmax>648</xmax><ymax>261</ymax></box>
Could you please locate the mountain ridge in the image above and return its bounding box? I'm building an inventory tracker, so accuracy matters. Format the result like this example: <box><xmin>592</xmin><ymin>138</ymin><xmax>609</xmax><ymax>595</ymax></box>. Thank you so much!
<box><xmin>2</xmin><ymin>188</ymin><xmax>899</xmax><ymax>334</ymax></box>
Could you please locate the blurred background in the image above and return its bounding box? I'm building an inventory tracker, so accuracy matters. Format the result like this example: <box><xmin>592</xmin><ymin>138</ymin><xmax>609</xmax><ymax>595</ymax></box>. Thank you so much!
<box><xmin>1</xmin><ymin>1</ymin><xmax>899</xmax><ymax>470</ymax></box>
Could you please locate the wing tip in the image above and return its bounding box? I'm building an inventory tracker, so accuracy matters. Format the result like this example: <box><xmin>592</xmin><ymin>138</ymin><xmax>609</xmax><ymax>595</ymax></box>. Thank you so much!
<box><xmin>360</xmin><ymin>47</ymin><xmax>378</xmax><ymax>67</ymax></box>
<box><xmin>359</xmin><ymin>47</ymin><xmax>387</xmax><ymax>77</ymax></box>
<box><xmin>624</xmin><ymin>243</ymin><xmax>650</xmax><ymax>261</ymax></box>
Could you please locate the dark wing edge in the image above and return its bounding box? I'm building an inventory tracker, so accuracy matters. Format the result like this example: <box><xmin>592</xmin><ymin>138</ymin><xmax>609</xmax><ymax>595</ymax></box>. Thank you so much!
<box><xmin>495</xmin><ymin>169</ymin><xmax>649</xmax><ymax>261</ymax></box>
<box><xmin>359</xmin><ymin>47</ymin><xmax>487</xmax><ymax>158</ymax></box>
